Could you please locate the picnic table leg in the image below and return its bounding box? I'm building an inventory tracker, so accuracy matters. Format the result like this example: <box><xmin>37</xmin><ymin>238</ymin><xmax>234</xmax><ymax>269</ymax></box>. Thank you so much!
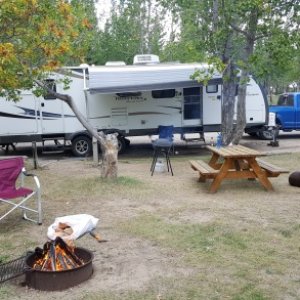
<box><xmin>235</xmin><ymin>159</ymin><xmax>256</xmax><ymax>181</ymax></box>
<box><xmin>247</xmin><ymin>158</ymin><xmax>274</xmax><ymax>191</ymax></box>
<box><xmin>198</xmin><ymin>174</ymin><xmax>206</xmax><ymax>182</ymax></box>
<box><xmin>209</xmin><ymin>158</ymin><xmax>231</xmax><ymax>193</ymax></box>
<box><xmin>208</xmin><ymin>153</ymin><xmax>220</xmax><ymax>169</ymax></box>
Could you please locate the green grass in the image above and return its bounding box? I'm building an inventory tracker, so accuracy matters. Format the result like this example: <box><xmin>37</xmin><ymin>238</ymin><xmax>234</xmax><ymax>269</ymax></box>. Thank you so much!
<box><xmin>232</xmin><ymin>284</ymin><xmax>269</xmax><ymax>300</ymax></box>
<box><xmin>0</xmin><ymin>286</ymin><xmax>15</xmax><ymax>299</ymax></box>
<box><xmin>78</xmin><ymin>277</ymin><xmax>270</xmax><ymax>300</ymax></box>
<box><xmin>0</xmin><ymin>255</ymin><xmax>10</xmax><ymax>264</ymax></box>
<box><xmin>1</xmin><ymin>153</ymin><xmax>300</xmax><ymax>299</ymax></box>
<box><xmin>115</xmin><ymin>213</ymin><xmax>298</xmax><ymax>298</ymax></box>
<box><xmin>47</xmin><ymin>175</ymin><xmax>144</xmax><ymax>195</ymax></box>
<box><xmin>117</xmin><ymin>214</ymin><xmax>270</xmax><ymax>264</ymax></box>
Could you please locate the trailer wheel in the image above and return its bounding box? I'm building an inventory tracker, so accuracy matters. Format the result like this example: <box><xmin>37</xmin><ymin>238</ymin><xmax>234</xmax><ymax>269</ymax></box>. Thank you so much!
<box><xmin>118</xmin><ymin>137</ymin><xmax>127</xmax><ymax>154</ymax></box>
<box><xmin>72</xmin><ymin>136</ymin><xmax>92</xmax><ymax>157</ymax></box>
<box><xmin>247</xmin><ymin>132</ymin><xmax>258</xmax><ymax>137</ymax></box>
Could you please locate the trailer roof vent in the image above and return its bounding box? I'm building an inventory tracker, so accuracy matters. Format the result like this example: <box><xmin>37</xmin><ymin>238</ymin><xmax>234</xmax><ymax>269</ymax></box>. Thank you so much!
<box><xmin>133</xmin><ymin>54</ymin><xmax>160</xmax><ymax>65</ymax></box>
<box><xmin>105</xmin><ymin>61</ymin><xmax>126</xmax><ymax>66</ymax></box>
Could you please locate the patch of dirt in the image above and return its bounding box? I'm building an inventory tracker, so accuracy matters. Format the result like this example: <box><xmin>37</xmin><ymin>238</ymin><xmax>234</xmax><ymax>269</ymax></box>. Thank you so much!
<box><xmin>2</xmin><ymin>159</ymin><xmax>199</xmax><ymax>299</ymax></box>
<box><xmin>1</xmin><ymin>135</ymin><xmax>300</xmax><ymax>299</ymax></box>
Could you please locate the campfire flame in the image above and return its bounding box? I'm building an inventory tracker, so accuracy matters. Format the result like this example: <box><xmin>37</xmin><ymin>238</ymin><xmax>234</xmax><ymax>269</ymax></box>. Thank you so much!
<box><xmin>33</xmin><ymin>237</ymin><xmax>83</xmax><ymax>271</ymax></box>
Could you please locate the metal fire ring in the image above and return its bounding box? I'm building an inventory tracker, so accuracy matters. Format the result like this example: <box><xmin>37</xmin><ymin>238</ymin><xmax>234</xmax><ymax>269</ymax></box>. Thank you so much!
<box><xmin>24</xmin><ymin>247</ymin><xmax>94</xmax><ymax>291</ymax></box>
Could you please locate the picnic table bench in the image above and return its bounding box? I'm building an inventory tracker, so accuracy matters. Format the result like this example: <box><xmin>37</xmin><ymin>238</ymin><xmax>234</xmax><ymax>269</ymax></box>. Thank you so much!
<box><xmin>257</xmin><ymin>159</ymin><xmax>289</xmax><ymax>177</ymax></box>
<box><xmin>190</xmin><ymin>145</ymin><xmax>289</xmax><ymax>193</ymax></box>
<box><xmin>190</xmin><ymin>160</ymin><xmax>219</xmax><ymax>181</ymax></box>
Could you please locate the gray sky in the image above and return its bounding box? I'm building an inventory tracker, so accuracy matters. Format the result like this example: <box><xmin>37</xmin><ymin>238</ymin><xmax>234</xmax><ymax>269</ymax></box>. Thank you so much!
<box><xmin>95</xmin><ymin>0</ymin><xmax>111</xmax><ymax>29</ymax></box>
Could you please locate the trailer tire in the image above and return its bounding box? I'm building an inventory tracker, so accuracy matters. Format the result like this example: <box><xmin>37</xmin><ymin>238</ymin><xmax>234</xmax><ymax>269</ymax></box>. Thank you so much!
<box><xmin>72</xmin><ymin>136</ymin><xmax>92</xmax><ymax>157</ymax></box>
<box><xmin>247</xmin><ymin>132</ymin><xmax>258</xmax><ymax>137</ymax></box>
<box><xmin>118</xmin><ymin>137</ymin><xmax>127</xmax><ymax>154</ymax></box>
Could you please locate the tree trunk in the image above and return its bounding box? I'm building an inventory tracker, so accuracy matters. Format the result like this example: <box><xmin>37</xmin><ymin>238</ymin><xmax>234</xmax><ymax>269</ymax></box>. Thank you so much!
<box><xmin>212</xmin><ymin>0</ymin><xmax>218</xmax><ymax>32</ymax></box>
<box><xmin>35</xmin><ymin>81</ymin><xmax>118</xmax><ymax>178</ymax></box>
<box><xmin>219</xmin><ymin>27</ymin><xmax>238</xmax><ymax>146</ymax></box>
<box><xmin>145</xmin><ymin>0</ymin><xmax>152</xmax><ymax>53</ymax></box>
<box><xmin>230</xmin><ymin>8</ymin><xmax>258</xmax><ymax>144</ymax></box>
<box><xmin>221</xmin><ymin>62</ymin><xmax>238</xmax><ymax>146</ymax></box>
<box><xmin>232</xmin><ymin>69</ymin><xmax>247</xmax><ymax>144</ymax></box>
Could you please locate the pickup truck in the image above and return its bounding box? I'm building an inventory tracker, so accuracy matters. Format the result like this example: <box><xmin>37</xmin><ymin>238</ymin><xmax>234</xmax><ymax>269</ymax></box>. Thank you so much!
<box><xmin>257</xmin><ymin>92</ymin><xmax>300</xmax><ymax>139</ymax></box>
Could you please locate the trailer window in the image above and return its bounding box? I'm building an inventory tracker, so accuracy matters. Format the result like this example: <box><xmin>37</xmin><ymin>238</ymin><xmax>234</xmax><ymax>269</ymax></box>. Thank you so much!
<box><xmin>116</xmin><ymin>92</ymin><xmax>142</xmax><ymax>97</ymax></box>
<box><xmin>43</xmin><ymin>79</ymin><xmax>57</xmax><ymax>100</ymax></box>
<box><xmin>278</xmin><ymin>94</ymin><xmax>294</xmax><ymax>106</ymax></box>
<box><xmin>206</xmin><ymin>85</ymin><xmax>218</xmax><ymax>93</ymax></box>
<box><xmin>152</xmin><ymin>89</ymin><xmax>175</xmax><ymax>99</ymax></box>
<box><xmin>71</xmin><ymin>68</ymin><xmax>89</xmax><ymax>74</ymax></box>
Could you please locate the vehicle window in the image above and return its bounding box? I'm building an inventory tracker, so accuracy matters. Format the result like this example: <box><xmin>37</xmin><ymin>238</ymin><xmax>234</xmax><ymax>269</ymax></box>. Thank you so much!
<box><xmin>278</xmin><ymin>95</ymin><xmax>286</xmax><ymax>105</ymax></box>
<box><xmin>152</xmin><ymin>89</ymin><xmax>175</xmax><ymax>99</ymax></box>
<box><xmin>71</xmin><ymin>68</ymin><xmax>88</xmax><ymax>74</ymax></box>
<box><xmin>206</xmin><ymin>85</ymin><xmax>218</xmax><ymax>93</ymax></box>
<box><xmin>278</xmin><ymin>94</ymin><xmax>294</xmax><ymax>106</ymax></box>
<box><xmin>116</xmin><ymin>92</ymin><xmax>142</xmax><ymax>97</ymax></box>
<box><xmin>43</xmin><ymin>79</ymin><xmax>57</xmax><ymax>100</ymax></box>
<box><xmin>287</xmin><ymin>95</ymin><xmax>294</xmax><ymax>106</ymax></box>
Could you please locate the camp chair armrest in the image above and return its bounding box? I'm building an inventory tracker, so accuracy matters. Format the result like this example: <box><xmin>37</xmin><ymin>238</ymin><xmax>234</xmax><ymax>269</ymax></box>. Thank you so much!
<box><xmin>22</xmin><ymin>170</ymin><xmax>41</xmax><ymax>189</ymax></box>
<box><xmin>23</xmin><ymin>171</ymin><xmax>35</xmax><ymax>177</ymax></box>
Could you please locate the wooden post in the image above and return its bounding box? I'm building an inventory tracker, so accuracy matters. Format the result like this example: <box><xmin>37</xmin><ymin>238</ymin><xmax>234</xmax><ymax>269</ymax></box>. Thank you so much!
<box><xmin>32</xmin><ymin>141</ymin><xmax>38</xmax><ymax>169</ymax></box>
<box><xmin>92</xmin><ymin>136</ymin><xmax>99</xmax><ymax>166</ymax></box>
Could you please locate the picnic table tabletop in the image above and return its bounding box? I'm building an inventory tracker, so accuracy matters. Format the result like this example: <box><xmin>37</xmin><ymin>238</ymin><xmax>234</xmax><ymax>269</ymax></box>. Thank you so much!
<box><xmin>206</xmin><ymin>144</ymin><xmax>266</xmax><ymax>158</ymax></box>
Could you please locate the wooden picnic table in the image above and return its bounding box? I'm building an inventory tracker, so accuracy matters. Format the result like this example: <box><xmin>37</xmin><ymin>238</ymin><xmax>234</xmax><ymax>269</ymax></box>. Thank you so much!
<box><xmin>190</xmin><ymin>144</ymin><xmax>288</xmax><ymax>193</ymax></box>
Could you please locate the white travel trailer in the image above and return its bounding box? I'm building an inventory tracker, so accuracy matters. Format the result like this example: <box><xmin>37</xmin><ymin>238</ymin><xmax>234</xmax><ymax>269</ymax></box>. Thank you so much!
<box><xmin>0</xmin><ymin>55</ymin><xmax>268</xmax><ymax>156</ymax></box>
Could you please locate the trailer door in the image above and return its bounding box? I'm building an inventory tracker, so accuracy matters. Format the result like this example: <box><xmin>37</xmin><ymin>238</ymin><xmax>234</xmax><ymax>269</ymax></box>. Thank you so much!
<box><xmin>39</xmin><ymin>80</ymin><xmax>65</xmax><ymax>134</ymax></box>
<box><xmin>40</xmin><ymin>98</ymin><xmax>65</xmax><ymax>134</ymax></box>
<box><xmin>203</xmin><ymin>84</ymin><xmax>222</xmax><ymax>125</ymax></box>
<box><xmin>182</xmin><ymin>87</ymin><xmax>202</xmax><ymax>126</ymax></box>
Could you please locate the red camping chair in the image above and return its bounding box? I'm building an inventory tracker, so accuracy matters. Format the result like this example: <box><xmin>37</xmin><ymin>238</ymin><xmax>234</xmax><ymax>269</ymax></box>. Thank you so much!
<box><xmin>0</xmin><ymin>157</ymin><xmax>42</xmax><ymax>224</ymax></box>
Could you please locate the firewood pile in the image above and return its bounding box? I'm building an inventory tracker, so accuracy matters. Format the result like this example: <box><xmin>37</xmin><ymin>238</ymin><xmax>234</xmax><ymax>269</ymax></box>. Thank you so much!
<box><xmin>33</xmin><ymin>237</ymin><xmax>83</xmax><ymax>271</ymax></box>
<box><xmin>47</xmin><ymin>215</ymin><xmax>106</xmax><ymax>247</ymax></box>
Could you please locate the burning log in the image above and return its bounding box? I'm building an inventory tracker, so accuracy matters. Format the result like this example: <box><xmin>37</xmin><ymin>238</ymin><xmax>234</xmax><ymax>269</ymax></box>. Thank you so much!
<box><xmin>60</xmin><ymin>253</ymin><xmax>76</xmax><ymax>269</ymax></box>
<box><xmin>56</xmin><ymin>253</ymin><xmax>69</xmax><ymax>270</ymax></box>
<box><xmin>55</xmin><ymin>237</ymin><xmax>83</xmax><ymax>266</ymax></box>
<box><xmin>49</xmin><ymin>242</ymin><xmax>57</xmax><ymax>271</ymax></box>
<box><xmin>33</xmin><ymin>237</ymin><xmax>84</xmax><ymax>272</ymax></box>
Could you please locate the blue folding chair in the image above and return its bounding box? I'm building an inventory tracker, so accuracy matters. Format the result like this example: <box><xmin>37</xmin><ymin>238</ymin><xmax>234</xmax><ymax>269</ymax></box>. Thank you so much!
<box><xmin>150</xmin><ymin>125</ymin><xmax>174</xmax><ymax>176</ymax></box>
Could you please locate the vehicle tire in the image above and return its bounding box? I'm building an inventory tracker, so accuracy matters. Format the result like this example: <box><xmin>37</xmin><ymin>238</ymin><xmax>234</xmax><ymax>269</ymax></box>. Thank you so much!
<box><xmin>71</xmin><ymin>136</ymin><xmax>92</xmax><ymax>157</ymax></box>
<box><xmin>117</xmin><ymin>136</ymin><xmax>127</xmax><ymax>154</ymax></box>
<box><xmin>124</xmin><ymin>138</ymin><xmax>130</xmax><ymax>146</ymax></box>
<box><xmin>247</xmin><ymin>132</ymin><xmax>258</xmax><ymax>137</ymax></box>
<box><xmin>258</xmin><ymin>129</ymin><xmax>279</xmax><ymax>140</ymax></box>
